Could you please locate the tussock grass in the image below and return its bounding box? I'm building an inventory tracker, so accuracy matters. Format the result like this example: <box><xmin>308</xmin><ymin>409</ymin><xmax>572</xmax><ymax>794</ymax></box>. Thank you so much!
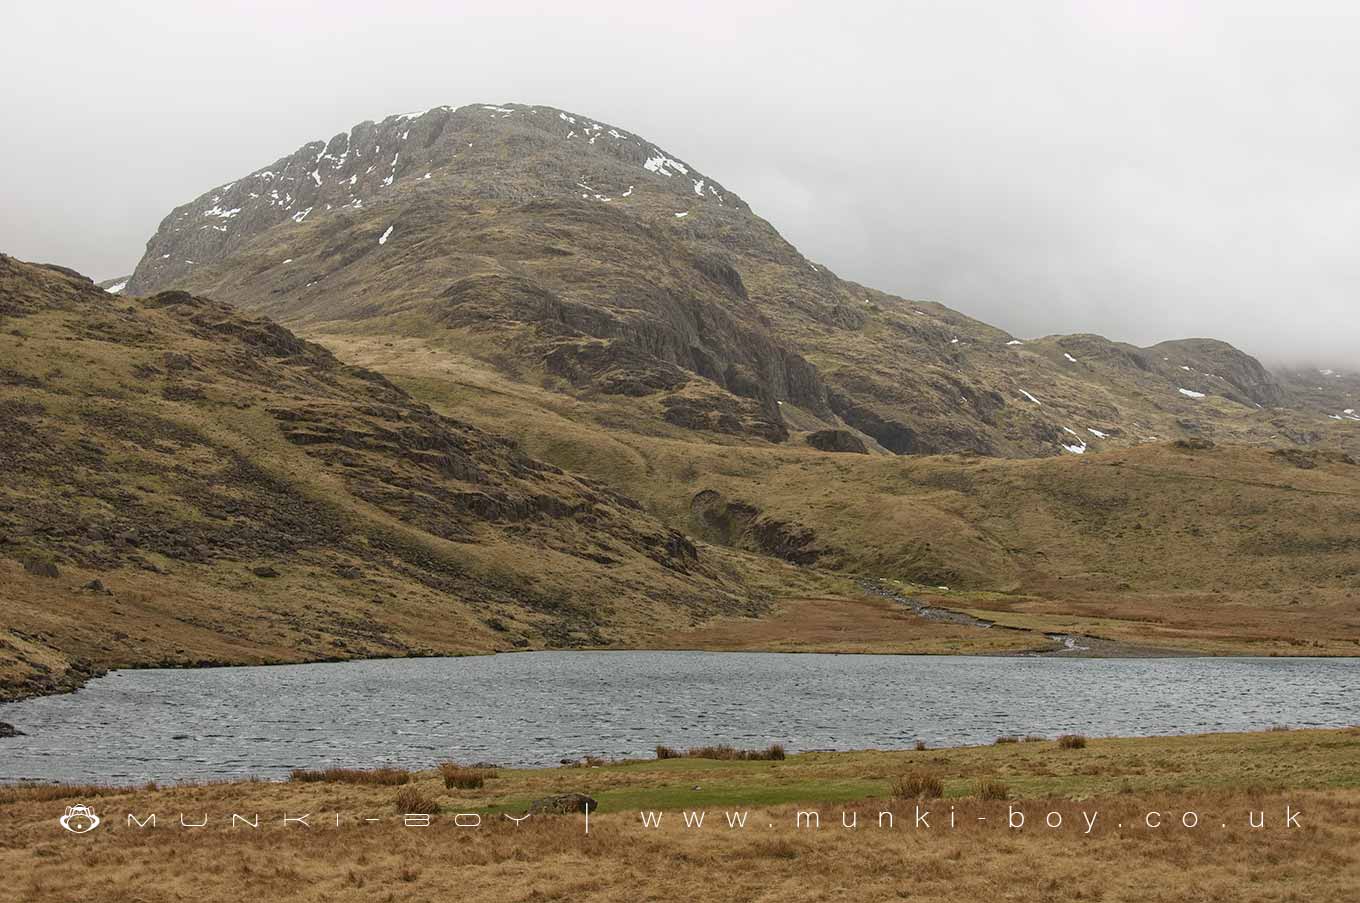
<box><xmin>914</xmin><ymin>739</ymin><xmax>928</xmax><ymax>751</ymax></box>
<box><xmin>439</xmin><ymin>763</ymin><xmax>494</xmax><ymax>789</ymax></box>
<box><xmin>975</xmin><ymin>779</ymin><xmax>1010</xmax><ymax>800</ymax></box>
<box><xmin>995</xmin><ymin>735</ymin><xmax>1020</xmax><ymax>745</ymax></box>
<box><xmin>1058</xmin><ymin>734</ymin><xmax>1089</xmax><ymax>750</ymax></box>
<box><xmin>3</xmin><ymin>729</ymin><xmax>1359</xmax><ymax>902</ymax></box>
<box><xmin>0</xmin><ymin>783</ymin><xmax>130</xmax><ymax>804</ymax></box>
<box><xmin>890</xmin><ymin>770</ymin><xmax>944</xmax><ymax>800</ymax></box>
<box><xmin>289</xmin><ymin>767</ymin><xmax>410</xmax><ymax>786</ymax></box>
<box><xmin>655</xmin><ymin>743</ymin><xmax>786</xmax><ymax>761</ymax></box>
<box><xmin>393</xmin><ymin>786</ymin><xmax>440</xmax><ymax>814</ymax></box>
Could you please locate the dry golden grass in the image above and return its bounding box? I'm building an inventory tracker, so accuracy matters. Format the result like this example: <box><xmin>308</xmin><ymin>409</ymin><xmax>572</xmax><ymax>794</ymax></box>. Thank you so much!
<box><xmin>439</xmin><ymin>763</ymin><xmax>493</xmax><ymax>790</ymax></box>
<box><xmin>644</xmin><ymin>592</ymin><xmax>1049</xmax><ymax>655</ymax></box>
<box><xmin>290</xmin><ymin>767</ymin><xmax>410</xmax><ymax>786</ymax></box>
<box><xmin>655</xmin><ymin>744</ymin><xmax>786</xmax><ymax>762</ymax></box>
<box><xmin>313</xmin><ymin>330</ymin><xmax>1360</xmax><ymax>658</ymax></box>
<box><xmin>4</xmin><ymin>729</ymin><xmax>1357</xmax><ymax>902</ymax></box>
<box><xmin>890</xmin><ymin>771</ymin><xmax>944</xmax><ymax>800</ymax></box>
<box><xmin>392</xmin><ymin>786</ymin><xmax>440</xmax><ymax>815</ymax></box>
<box><xmin>974</xmin><ymin>778</ymin><xmax>1011</xmax><ymax>800</ymax></box>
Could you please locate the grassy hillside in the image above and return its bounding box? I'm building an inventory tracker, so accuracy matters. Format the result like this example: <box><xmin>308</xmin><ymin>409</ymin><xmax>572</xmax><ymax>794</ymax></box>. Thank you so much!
<box><xmin>126</xmin><ymin>102</ymin><xmax>1359</xmax><ymax>461</ymax></box>
<box><xmin>0</xmin><ymin>255</ymin><xmax>770</xmax><ymax>700</ymax></box>
<box><xmin>320</xmin><ymin>331</ymin><xmax>1360</xmax><ymax>656</ymax></box>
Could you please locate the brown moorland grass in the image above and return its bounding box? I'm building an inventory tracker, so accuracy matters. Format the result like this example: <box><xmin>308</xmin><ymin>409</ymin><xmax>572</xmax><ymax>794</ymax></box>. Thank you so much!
<box><xmin>1058</xmin><ymin>734</ymin><xmax>1089</xmax><ymax>750</ymax></box>
<box><xmin>890</xmin><ymin>770</ymin><xmax>945</xmax><ymax>800</ymax></box>
<box><xmin>974</xmin><ymin>779</ymin><xmax>1011</xmax><ymax>800</ymax></box>
<box><xmin>319</xmin><ymin>330</ymin><xmax>1360</xmax><ymax>658</ymax></box>
<box><xmin>290</xmin><ymin>766</ymin><xmax>410</xmax><ymax>785</ymax></box>
<box><xmin>393</xmin><ymin>786</ymin><xmax>440</xmax><ymax>814</ymax></box>
<box><xmin>656</xmin><ymin>743</ymin><xmax>786</xmax><ymax>761</ymax></box>
<box><xmin>440</xmin><ymin>763</ymin><xmax>495</xmax><ymax>789</ymax></box>
<box><xmin>3</xmin><ymin>729</ymin><xmax>1357</xmax><ymax>902</ymax></box>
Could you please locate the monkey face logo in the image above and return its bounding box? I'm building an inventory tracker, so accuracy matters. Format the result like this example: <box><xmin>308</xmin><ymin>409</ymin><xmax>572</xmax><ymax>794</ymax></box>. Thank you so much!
<box><xmin>59</xmin><ymin>804</ymin><xmax>101</xmax><ymax>834</ymax></box>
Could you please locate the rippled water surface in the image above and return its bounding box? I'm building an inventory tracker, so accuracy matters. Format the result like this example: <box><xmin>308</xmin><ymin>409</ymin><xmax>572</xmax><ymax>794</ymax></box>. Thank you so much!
<box><xmin>2</xmin><ymin>652</ymin><xmax>1355</xmax><ymax>783</ymax></box>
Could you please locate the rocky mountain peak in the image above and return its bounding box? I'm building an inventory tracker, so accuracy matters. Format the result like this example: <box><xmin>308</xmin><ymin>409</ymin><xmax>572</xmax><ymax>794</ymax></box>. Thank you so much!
<box><xmin>126</xmin><ymin>103</ymin><xmax>745</xmax><ymax>296</ymax></box>
<box><xmin>117</xmin><ymin>102</ymin><xmax>1354</xmax><ymax>461</ymax></box>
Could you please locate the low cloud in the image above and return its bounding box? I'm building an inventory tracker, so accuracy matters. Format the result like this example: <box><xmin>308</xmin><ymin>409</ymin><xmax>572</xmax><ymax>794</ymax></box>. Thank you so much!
<box><xmin>2</xmin><ymin>0</ymin><xmax>1354</xmax><ymax>365</ymax></box>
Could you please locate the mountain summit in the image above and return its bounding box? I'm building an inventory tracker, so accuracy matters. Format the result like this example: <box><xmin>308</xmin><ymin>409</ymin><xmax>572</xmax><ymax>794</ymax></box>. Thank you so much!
<box><xmin>126</xmin><ymin>102</ymin><xmax>1353</xmax><ymax>459</ymax></box>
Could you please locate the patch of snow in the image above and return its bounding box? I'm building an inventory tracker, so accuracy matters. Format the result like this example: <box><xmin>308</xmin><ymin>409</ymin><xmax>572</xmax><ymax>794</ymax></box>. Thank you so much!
<box><xmin>1019</xmin><ymin>390</ymin><xmax>1041</xmax><ymax>405</ymax></box>
<box><xmin>395</xmin><ymin>106</ymin><xmax>449</xmax><ymax>120</ymax></box>
<box><xmin>310</xmin><ymin>169</ymin><xmax>321</xmax><ymax>187</ymax></box>
<box><xmin>674</xmin><ymin>211</ymin><xmax>689</xmax><ymax>218</ymax></box>
<box><xmin>643</xmin><ymin>150</ymin><xmax>688</xmax><ymax>177</ymax></box>
<box><xmin>282</xmin><ymin>258</ymin><xmax>293</xmax><ymax>264</ymax></box>
<box><xmin>104</xmin><ymin>280</ymin><xmax>128</xmax><ymax>295</ymax></box>
<box><xmin>1006</xmin><ymin>340</ymin><xmax>1024</xmax><ymax>346</ymax></box>
<box><xmin>693</xmin><ymin>179</ymin><xmax>705</xmax><ymax>196</ymax></box>
<box><xmin>203</xmin><ymin>205</ymin><xmax>241</xmax><ymax>219</ymax></box>
<box><xmin>378</xmin><ymin>225</ymin><xmax>394</xmax><ymax>245</ymax></box>
<box><xmin>1061</xmin><ymin>428</ymin><xmax>1087</xmax><ymax>455</ymax></box>
<box><xmin>1178</xmin><ymin>388</ymin><xmax>1206</xmax><ymax>399</ymax></box>
<box><xmin>621</xmin><ymin>186</ymin><xmax>633</xmax><ymax>197</ymax></box>
<box><xmin>1087</xmin><ymin>428</ymin><xmax>1108</xmax><ymax>438</ymax></box>
<box><xmin>291</xmin><ymin>207</ymin><xmax>313</xmax><ymax>223</ymax></box>
<box><xmin>1064</xmin><ymin>352</ymin><xmax>1078</xmax><ymax>363</ymax></box>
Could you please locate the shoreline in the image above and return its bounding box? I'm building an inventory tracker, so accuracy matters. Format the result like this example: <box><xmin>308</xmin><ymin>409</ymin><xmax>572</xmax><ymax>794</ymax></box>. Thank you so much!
<box><xmin>6</xmin><ymin>728</ymin><xmax>1357</xmax><ymax>899</ymax></box>
<box><xmin>5</xmin><ymin>639</ymin><xmax>1355</xmax><ymax>707</ymax></box>
<box><xmin>4</xmin><ymin>725</ymin><xmax>1358</xmax><ymax>789</ymax></box>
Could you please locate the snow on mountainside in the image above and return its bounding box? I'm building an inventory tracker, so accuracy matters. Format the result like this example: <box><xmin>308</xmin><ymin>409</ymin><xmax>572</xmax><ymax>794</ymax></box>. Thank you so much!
<box><xmin>123</xmin><ymin>102</ymin><xmax>1357</xmax><ymax>460</ymax></box>
<box><xmin>127</xmin><ymin>104</ymin><xmax>743</xmax><ymax>296</ymax></box>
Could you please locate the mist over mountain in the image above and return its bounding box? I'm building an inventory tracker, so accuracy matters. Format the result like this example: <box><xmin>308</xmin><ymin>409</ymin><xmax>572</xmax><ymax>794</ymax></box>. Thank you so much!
<box><xmin>3</xmin><ymin>2</ymin><xmax>1357</xmax><ymax>368</ymax></box>
<box><xmin>120</xmin><ymin>101</ymin><xmax>1358</xmax><ymax>460</ymax></box>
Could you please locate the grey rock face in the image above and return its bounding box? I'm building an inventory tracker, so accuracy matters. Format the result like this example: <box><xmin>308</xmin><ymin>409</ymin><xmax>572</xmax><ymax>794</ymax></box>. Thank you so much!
<box><xmin>127</xmin><ymin>104</ymin><xmax>745</xmax><ymax>296</ymax></box>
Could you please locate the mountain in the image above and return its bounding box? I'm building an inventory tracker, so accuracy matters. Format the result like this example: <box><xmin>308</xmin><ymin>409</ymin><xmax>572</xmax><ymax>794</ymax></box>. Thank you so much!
<box><xmin>6</xmin><ymin>104</ymin><xmax>1357</xmax><ymax>697</ymax></box>
<box><xmin>125</xmin><ymin>102</ymin><xmax>1355</xmax><ymax>460</ymax></box>
<box><xmin>0</xmin><ymin>254</ymin><xmax>762</xmax><ymax>700</ymax></box>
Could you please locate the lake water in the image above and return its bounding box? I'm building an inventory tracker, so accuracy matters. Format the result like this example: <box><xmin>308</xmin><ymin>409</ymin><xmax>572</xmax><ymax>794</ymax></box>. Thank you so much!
<box><xmin>1</xmin><ymin>652</ymin><xmax>1356</xmax><ymax>784</ymax></box>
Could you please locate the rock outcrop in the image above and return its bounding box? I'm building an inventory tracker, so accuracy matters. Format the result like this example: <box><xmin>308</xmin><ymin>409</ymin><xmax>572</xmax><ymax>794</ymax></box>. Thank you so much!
<box><xmin>120</xmin><ymin>102</ymin><xmax>1353</xmax><ymax>460</ymax></box>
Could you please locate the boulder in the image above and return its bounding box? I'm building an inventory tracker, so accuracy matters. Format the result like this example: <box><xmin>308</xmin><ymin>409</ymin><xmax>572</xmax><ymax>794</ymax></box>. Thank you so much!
<box><xmin>0</xmin><ymin>722</ymin><xmax>25</xmax><ymax>738</ymax></box>
<box><xmin>806</xmin><ymin>429</ymin><xmax>868</xmax><ymax>454</ymax></box>
<box><xmin>251</xmin><ymin>565</ymin><xmax>280</xmax><ymax>578</ymax></box>
<box><xmin>22</xmin><ymin>557</ymin><xmax>59</xmax><ymax>578</ymax></box>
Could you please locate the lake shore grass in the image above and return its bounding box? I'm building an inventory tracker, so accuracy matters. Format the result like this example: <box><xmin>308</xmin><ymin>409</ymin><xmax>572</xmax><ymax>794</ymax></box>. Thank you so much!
<box><xmin>3</xmin><ymin>728</ymin><xmax>1358</xmax><ymax>900</ymax></box>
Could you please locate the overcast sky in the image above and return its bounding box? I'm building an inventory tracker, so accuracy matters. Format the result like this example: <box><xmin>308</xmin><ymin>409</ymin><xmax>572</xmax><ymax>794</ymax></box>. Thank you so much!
<box><xmin>3</xmin><ymin>1</ymin><xmax>1357</xmax><ymax>366</ymax></box>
